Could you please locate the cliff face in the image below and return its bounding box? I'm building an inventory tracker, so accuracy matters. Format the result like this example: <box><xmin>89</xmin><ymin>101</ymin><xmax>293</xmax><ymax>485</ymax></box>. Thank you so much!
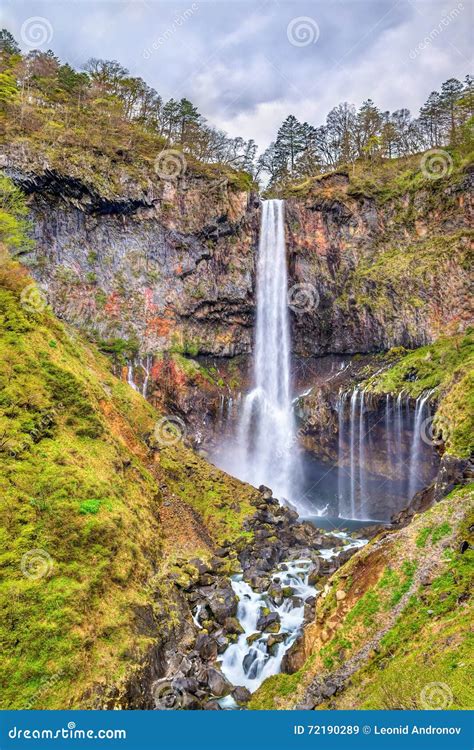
<box><xmin>285</xmin><ymin>168</ymin><xmax>473</xmax><ymax>355</ymax></box>
<box><xmin>4</xmin><ymin>152</ymin><xmax>472</xmax><ymax>366</ymax></box>
<box><xmin>4</xmin><ymin>155</ymin><xmax>259</xmax><ymax>358</ymax></box>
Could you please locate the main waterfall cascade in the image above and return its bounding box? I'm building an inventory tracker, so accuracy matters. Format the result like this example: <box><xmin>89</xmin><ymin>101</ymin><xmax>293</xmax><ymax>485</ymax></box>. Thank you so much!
<box><xmin>222</xmin><ymin>199</ymin><xmax>301</xmax><ymax>504</ymax></box>
<box><xmin>336</xmin><ymin>389</ymin><xmax>439</xmax><ymax>520</ymax></box>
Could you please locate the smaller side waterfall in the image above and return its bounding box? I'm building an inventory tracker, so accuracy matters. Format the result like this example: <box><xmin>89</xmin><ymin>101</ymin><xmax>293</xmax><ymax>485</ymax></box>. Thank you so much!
<box><xmin>407</xmin><ymin>390</ymin><xmax>433</xmax><ymax>498</ymax></box>
<box><xmin>126</xmin><ymin>355</ymin><xmax>154</xmax><ymax>396</ymax></box>
<box><xmin>140</xmin><ymin>354</ymin><xmax>153</xmax><ymax>398</ymax></box>
<box><xmin>336</xmin><ymin>389</ymin><xmax>438</xmax><ymax>520</ymax></box>
<box><xmin>127</xmin><ymin>363</ymin><xmax>139</xmax><ymax>392</ymax></box>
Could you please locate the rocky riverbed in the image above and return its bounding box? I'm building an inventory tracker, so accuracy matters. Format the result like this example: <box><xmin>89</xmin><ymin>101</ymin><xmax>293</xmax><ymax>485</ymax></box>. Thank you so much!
<box><xmin>151</xmin><ymin>486</ymin><xmax>370</xmax><ymax>710</ymax></box>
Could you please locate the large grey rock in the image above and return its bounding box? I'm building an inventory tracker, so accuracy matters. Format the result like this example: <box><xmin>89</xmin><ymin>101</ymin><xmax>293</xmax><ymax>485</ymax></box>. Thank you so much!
<box><xmin>206</xmin><ymin>668</ymin><xmax>233</xmax><ymax>697</ymax></box>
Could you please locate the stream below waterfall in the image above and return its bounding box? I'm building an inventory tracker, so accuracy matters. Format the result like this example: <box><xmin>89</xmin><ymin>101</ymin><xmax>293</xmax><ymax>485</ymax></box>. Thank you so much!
<box><xmin>216</xmin><ymin>533</ymin><xmax>367</xmax><ymax>706</ymax></box>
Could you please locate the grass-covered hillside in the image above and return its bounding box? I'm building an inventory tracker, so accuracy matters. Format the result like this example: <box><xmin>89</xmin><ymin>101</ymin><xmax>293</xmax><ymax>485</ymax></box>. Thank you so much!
<box><xmin>0</xmin><ymin>254</ymin><xmax>258</xmax><ymax>709</ymax></box>
<box><xmin>249</xmin><ymin>483</ymin><xmax>474</xmax><ymax>710</ymax></box>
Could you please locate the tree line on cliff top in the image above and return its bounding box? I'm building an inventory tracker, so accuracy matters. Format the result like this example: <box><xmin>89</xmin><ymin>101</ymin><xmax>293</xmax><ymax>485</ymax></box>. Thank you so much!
<box><xmin>0</xmin><ymin>29</ymin><xmax>472</xmax><ymax>188</ymax></box>
<box><xmin>260</xmin><ymin>76</ymin><xmax>473</xmax><ymax>187</ymax></box>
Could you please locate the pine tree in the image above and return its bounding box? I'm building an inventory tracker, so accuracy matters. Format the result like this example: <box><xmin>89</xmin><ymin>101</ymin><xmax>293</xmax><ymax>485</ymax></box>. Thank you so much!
<box><xmin>274</xmin><ymin>115</ymin><xmax>306</xmax><ymax>176</ymax></box>
<box><xmin>439</xmin><ymin>78</ymin><xmax>463</xmax><ymax>144</ymax></box>
<box><xmin>0</xmin><ymin>29</ymin><xmax>20</xmax><ymax>56</ymax></box>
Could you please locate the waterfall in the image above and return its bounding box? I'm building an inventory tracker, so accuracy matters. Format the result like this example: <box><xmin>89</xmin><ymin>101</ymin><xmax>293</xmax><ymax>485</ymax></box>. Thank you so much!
<box><xmin>395</xmin><ymin>392</ymin><xmax>405</xmax><ymax>488</ymax></box>
<box><xmin>337</xmin><ymin>391</ymin><xmax>349</xmax><ymax>517</ymax></box>
<box><xmin>385</xmin><ymin>394</ymin><xmax>392</xmax><ymax>466</ymax></box>
<box><xmin>127</xmin><ymin>363</ymin><xmax>139</xmax><ymax>392</ymax></box>
<box><xmin>233</xmin><ymin>199</ymin><xmax>298</xmax><ymax>503</ymax></box>
<box><xmin>349</xmin><ymin>388</ymin><xmax>358</xmax><ymax>518</ymax></box>
<box><xmin>337</xmin><ymin>388</ymin><xmax>437</xmax><ymax>520</ymax></box>
<box><xmin>407</xmin><ymin>390</ymin><xmax>432</xmax><ymax>498</ymax></box>
<box><xmin>140</xmin><ymin>354</ymin><xmax>152</xmax><ymax>398</ymax></box>
<box><xmin>358</xmin><ymin>389</ymin><xmax>367</xmax><ymax>518</ymax></box>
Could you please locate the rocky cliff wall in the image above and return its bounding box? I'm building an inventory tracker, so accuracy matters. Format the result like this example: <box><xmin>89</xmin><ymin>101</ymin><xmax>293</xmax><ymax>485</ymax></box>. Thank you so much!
<box><xmin>3</xmin><ymin>153</ymin><xmax>472</xmax><ymax>363</ymax></box>
<box><xmin>285</xmin><ymin>169</ymin><xmax>473</xmax><ymax>356</ymax></box>
<box><xmin>4</xmin><ymin>156</ymin><xmax>259</xmax><ymax>357</ymax></box>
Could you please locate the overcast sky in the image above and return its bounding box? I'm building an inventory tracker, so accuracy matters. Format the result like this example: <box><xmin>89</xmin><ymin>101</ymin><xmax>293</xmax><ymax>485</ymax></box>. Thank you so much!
<box><xmin>2</xmin><ymin>0</ymin><xmax>472</xmax><ymax>150</ymax></box>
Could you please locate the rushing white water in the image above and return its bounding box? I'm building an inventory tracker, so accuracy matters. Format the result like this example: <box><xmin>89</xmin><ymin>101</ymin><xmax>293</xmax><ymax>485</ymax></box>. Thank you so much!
<box><xmin>219</xmin><ymin>559</ymin><xmax>315</xmax><ymax>693</ymax></box>
<box><xmin>230</xmin><ymin>199</ymin><xmax>298</xmax><ymax>503</ymax></box>
<box><xmin>218</xmin><ymin>533</ymin><xmax>368</xmax><ymax>702</ymax></box>
<box><xmin>407</xmin><ymin>390</ymin><xmax>434</xmax><ymax>498</ymax></box>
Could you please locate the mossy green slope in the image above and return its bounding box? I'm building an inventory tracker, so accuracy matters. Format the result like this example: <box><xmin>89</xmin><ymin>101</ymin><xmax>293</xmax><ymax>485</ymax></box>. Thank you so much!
<box><xmin>249</xmin><ymin>484</ymin><xmax>474</xmax><ymax>710</ymax></box>
<box><xmin>0</xmin><ymin>257</ymin><xmax>257</xmax><ymax>709</ymax></box>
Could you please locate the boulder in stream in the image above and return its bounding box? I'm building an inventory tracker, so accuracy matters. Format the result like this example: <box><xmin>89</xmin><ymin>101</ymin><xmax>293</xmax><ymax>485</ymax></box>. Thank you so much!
<box><xmin>206</xmin><ymin>667</ymin><xmax>233</xmax><ymax>697</ymax></box>
<box><xmin>256</xmin><ymin>610</ymin><xmax>281</xmax><ymax>633</ymax></box>
<box><xmin>232</xmin><ymin>686</ymin><xmax>252</xmax><ymax>705</ymax></box>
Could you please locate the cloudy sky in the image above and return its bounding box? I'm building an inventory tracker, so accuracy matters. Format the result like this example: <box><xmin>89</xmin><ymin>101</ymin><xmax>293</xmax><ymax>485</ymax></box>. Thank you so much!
<box><xmin>2</xmin><ymin>0</ymin><xmax>472</xmax><ymax>150</ymax></box>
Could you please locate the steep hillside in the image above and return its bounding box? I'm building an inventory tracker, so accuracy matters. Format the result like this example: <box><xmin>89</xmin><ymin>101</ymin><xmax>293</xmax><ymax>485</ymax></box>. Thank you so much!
<box><xmin>0</xmin><ymin>255</ymin><xmax>259</xmax><ymax>709</ymax></box>
<box><xmin>249</xmin><ymin>483</ymin><xmax>474</xmax><ymax>710</ymax></box>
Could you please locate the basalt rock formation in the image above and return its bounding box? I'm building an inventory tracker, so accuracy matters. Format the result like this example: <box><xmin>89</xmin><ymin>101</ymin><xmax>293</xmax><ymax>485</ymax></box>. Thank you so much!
<box><xmin>2</xmin><ymin>147</ymin><xmax>260</xmax><ymax>358</ymax></box>
<box><xmin>284</xmin><ymin>167</ymin><xmax>473</xmax><ymax>356</ymax></box>
<box><xmin>2</xmin><ymin>150</ymin><xmax>472</xmax><ymax>369</ymax></box>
